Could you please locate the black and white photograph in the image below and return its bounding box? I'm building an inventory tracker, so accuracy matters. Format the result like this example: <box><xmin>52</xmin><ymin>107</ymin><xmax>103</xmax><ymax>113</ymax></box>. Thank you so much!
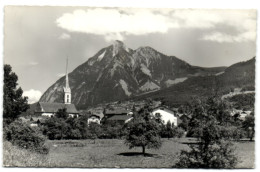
<box><xmin>2</xmin><ymin>1</ymin><xmax>257</xmax><ymax>169</ymax></box>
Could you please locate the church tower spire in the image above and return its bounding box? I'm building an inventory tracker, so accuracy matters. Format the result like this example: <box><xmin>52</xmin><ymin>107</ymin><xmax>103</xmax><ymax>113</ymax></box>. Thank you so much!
<box><xmin>63</xmin><ymin>58</ymin><xmax>71</xmax><ymax>104</ymax></box>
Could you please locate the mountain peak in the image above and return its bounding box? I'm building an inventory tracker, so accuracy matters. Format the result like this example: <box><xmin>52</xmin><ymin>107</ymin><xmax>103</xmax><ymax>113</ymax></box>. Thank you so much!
<box><xmin>113</xmin><ymin>40</ymin><xmax>124</xmax><ymax>45</ymax></box>
<box><xmin>112</xmin><ymin>40</ymin><xmax>129</xmax><ymax>56</ymax></box>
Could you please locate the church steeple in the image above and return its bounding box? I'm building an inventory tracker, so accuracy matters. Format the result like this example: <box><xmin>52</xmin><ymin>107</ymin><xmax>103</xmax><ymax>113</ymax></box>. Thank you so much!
<box><xmin>63</xmin><ymin>58</ymin><xmax>71</xmax><ymax>104</ymax></box>
<box><xmin>65</xmin><ymin>58</ymin><xmax>69</xmax><ymax>89</ymax></box>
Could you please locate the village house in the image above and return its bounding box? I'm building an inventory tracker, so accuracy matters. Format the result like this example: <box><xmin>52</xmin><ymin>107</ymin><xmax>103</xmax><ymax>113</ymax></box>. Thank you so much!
<box><xmin>103</xmin><ymin>107</ymin><xmax>132</xmax><ymax>124</ymax></box>
<box><xmin>88</xmin><ymin>114</ymin><xmax>102</xmax><ymax>124</ymax></box>
<box><xmin>87</xmin><ymin>109</ymin><xmax>104</xmax><ymax>124</ymax></box>
<box><xmin>105</xmin><ymin>115</ymin><xmax>133</xmax><ymax>125</ymax></box>
<box><xmin>152</xmin><ymin>107</ymin><xmax>178</xmax><ymax>126</ymax></box>
<box><xmin>230</xmin><ymin>109</ymin><xmax>252</xmax><ymax>121</ymax></box>
<box><xmin>104</xmin><ymin>107</ymin><xmax>128</xmax><ymax>116</ymax></box>
<box><xmin>34</xmin><ymin>59</ymin><xmax>79</xmax><ymax>118</ymax></box>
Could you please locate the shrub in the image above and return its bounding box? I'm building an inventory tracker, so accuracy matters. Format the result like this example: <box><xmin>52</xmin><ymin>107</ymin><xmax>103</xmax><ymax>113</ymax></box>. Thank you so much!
<box><xmin>4</xmin><ymin>120</ymin><xmax>49</xmax><ymax>154</ymax></box>
<box><xmin>176</xmin><ymin>140</ymin><xmax>237</xmax><ymax>168</ymax></box>
<box><xmin>173</xmin><ymin>127</ymin><xmax>185</xmax><ymax>138</ymax></box>
<box><xmin>220</xmin><ymin>126</ymin><xmax>246</xmax><ymax>141</ymax></box>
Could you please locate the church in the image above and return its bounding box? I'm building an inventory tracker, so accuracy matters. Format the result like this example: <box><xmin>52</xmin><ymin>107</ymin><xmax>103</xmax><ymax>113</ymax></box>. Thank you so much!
<box><xmin>35</xmin><ymin>59</ymin><xmax>79</xmax><ymax>117</ymax></box>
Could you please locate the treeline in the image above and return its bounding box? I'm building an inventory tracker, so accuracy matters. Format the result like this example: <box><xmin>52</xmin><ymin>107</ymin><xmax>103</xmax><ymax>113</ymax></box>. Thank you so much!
<box><xmin>40</xmin><ymin>108</ymin><xmax>185</xmax><ymax>140</ymax></box>
<box><xmin>227</xmin><ymin>93</ymin><xmax>255</xmax><ymax>110</ymax></box>
<box><xmin>42</xmin><ymin>114</ymin><xmax>125</xmax><ymax>140</ymax></box>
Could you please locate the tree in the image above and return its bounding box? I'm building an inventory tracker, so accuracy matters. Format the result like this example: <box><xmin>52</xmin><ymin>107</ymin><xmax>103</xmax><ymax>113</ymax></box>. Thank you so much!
<box><xmin>55</xmin><ymin>108</ymin><xmax>69</xmax><ymax>119</ymax></box>
<box><xmin>124</xmin><ymin>105</ymin><xmax>162</xmax><ymax>156</ymax></box>
<box><xmin>175</xmin><ymin>96</ymin><xmax>238</xmax><ymax>168</ymax></box>
<box><xmin>161</xmin><ymin>121</ymin><xmax>174</xmax><ymax>139</ymax></box>
<box><xmin>43</xmin><ymin>117</ymin><xmax>69</xmax><ymax>140</ymax></box>
<box><xmin>3</xmin><ymin>64</ymin><xmax>29</xmax><ymax>124</ymax></box>
<box><xmin>178</xmin><ymin>117</ymin><xmax>189</xmax><ymax>131</ymax></box>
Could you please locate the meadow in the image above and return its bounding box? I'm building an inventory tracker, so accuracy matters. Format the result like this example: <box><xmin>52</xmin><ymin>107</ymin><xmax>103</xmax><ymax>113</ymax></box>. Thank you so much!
<box><xmin>3</xmin><ymin>138</ymin><xmax>254</xmax><ymax>168</ymax></box>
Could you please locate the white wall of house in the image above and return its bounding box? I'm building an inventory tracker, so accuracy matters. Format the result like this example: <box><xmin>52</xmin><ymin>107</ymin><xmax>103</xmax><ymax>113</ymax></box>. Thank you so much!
<box><xmin>30</xmin><ymin>123</ymin><xmax>38</xmax><ymax>127</ymax></box>
<box><xmin>42</xmin><ymin>113</ymin><xmax>78</xmax><ymax>118</ymax></box>
<box><xmin>152</xmin><ymin>109</ymin><xmax>177</xmax><ymax>126</ymax></box>
<box><xmin>88</xmin><ymin>117</ymin><xmax>100</xmax><ymax>124</ymax></box>
<box><xmin>42</xmin><ymin>113</ymin><xmax>54</xmax><ymax>117</ymax></box>
<box><xmin>69</xmin><ymin>114</ymin><xmax>79</xmax><ymax>118</ymax></box>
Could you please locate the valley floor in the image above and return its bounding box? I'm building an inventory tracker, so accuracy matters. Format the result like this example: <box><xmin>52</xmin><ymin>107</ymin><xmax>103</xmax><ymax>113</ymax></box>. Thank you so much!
<box><xmin>4</xmin><ymin>138</ymin><xmax>254</xmax><ymax>168</ymax></box>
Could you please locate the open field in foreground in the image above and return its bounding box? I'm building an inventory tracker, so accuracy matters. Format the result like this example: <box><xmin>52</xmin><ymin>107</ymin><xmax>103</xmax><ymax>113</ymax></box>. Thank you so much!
<box><xmin>4</xmin><ymin>138</ymin><xmax>254</xmax><ymax>168</ymax></box>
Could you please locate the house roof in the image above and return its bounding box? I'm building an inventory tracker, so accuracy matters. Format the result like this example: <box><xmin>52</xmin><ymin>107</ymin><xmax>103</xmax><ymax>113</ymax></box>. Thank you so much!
<box><xmin>89</xmin><ymin>109</ymin><xmax>104</xmax><ymax>119</ymax></box>
<box><xmin>106</xmin><ymin>115</ymin><xmax>132</xmax><ymax>121</ymax></box>
<box><xmin>91</xmin><ymin>112</ymin><xmax>104</xmax><ymax>119</ymax></box>
<box><xmin>89</xmin><ymin>114</ymin><xmax>101</xmax><ymax>119</ymax></box>
<box><xmin>105</xmin><ymin>108</ymin><xmax>128</xmax><ymax>115</ymax></box>
<box><xmin>37</xmin><ymin>102</ymin><xmax>78</xmax><ymax>114</ymax></box>
<box><xmin>152</xmin><ymin>106</ymin><xmax>175</xmax><ymax>115</ymax></box>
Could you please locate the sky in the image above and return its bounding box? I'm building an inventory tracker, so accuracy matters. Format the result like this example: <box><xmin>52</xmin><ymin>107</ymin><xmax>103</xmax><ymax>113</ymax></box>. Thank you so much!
<box><xmin>3</xmin><ymin>6</ymin><xmax>257</xmax><ymax>104</ymax></box>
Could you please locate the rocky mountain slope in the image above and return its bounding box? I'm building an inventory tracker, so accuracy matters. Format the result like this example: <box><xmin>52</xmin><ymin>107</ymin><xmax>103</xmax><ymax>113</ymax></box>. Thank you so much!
<box><xmin>133</xmin><ymin>57</ymin><xmax>255</xmax><ymax>106</ymax></box>
<box><xmin>40</xmin><ymin>40</ymin><xmax>226</xmax><ymax>108</ymax></box>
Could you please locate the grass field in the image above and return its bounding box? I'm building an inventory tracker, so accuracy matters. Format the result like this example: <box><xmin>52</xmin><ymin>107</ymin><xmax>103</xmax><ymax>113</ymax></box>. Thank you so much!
<box><xmin>4</xmin><ymin>138</ymin><xmax>254</xmax><ymax>168</ymax></box>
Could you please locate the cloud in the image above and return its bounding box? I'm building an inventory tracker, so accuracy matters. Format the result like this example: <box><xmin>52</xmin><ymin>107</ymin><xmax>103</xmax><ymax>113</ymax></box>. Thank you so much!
<box><xmin>23</xmin><ymin>89</ymin><xmax>42</xmax><ymax>104</ymax></box>
<box><xmin>59</xmin><ymin>33</ymin><xmax>71</xmax><ymax>40</ymax></box>
<box><xmin>201</xmin><ymin>31</ymin><xmax>256</xmax><ymax>43</ymax></box>
<box><xmin>56</xmin><ymin>8</ymin><xmax>256</xmax><ymax>43</ymax></box>
<box><xmin>180</xmin><ymin>10</ymin><xmax>257</xmax><ymax>43</ymax></box>
<box><xmin>56</xmin><ymin>8</ymin><xmax>178</xmax><ymax>42</ymax></box>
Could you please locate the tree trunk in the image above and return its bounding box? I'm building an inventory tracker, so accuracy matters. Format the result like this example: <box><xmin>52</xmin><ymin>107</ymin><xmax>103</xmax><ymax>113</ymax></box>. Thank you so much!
<box><xmin>249</xmin><ymin>131</ymin><xmax>255</xmax><ymax>141</ymax></box>
<box><xmin>250</xmin><ymin>130</ymin><xmax>255</xmax><ymax>141</ymax></box>
<box><xmin>142</xmin><ymin>145</ymin><xmax>146</xmax><ymax>156</ymax></box>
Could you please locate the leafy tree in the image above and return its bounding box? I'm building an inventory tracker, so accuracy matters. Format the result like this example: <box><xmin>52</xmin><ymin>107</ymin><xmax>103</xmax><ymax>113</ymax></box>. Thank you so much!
<box><xmin>75</xmin><ymin>115</ymin><xmax>89</xmax><ymax>139</ymax></box>
<box><xmin>178</xmin><ymin>117</ymin><xmax>189</xmax><ymax>131</ymax></box>
<box><xmin>55</xmin><ymin>108</ymin><xmax>69</xmax><ymax>119</ymax></box>
<box><xmin>161</xmin><ymin>121</ymin><xmax>174</xmax><ymax>139</ymax></box>
<box><xmin>124</xmin><ymin>105</ymin><xmax>162</xmax><ymax>156</ymax></box>
<box><xmin>175</xmin><ymin>97</ymin><xmax>238</xmax><ymax>168</ymax></box>
<box><xmin>43</xmin><ymin>117</ymin><xmax>69</xmax><ymax>140</ymax></box>
<box><xmin>187</xmin><ymin>97</ymin><xmax>234</xmax><ymax>138</ymax></box>
<box><xmin>3</xmin><ymin>64</ymin><xmax>29</xmax><ymax>124</ymax></box>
